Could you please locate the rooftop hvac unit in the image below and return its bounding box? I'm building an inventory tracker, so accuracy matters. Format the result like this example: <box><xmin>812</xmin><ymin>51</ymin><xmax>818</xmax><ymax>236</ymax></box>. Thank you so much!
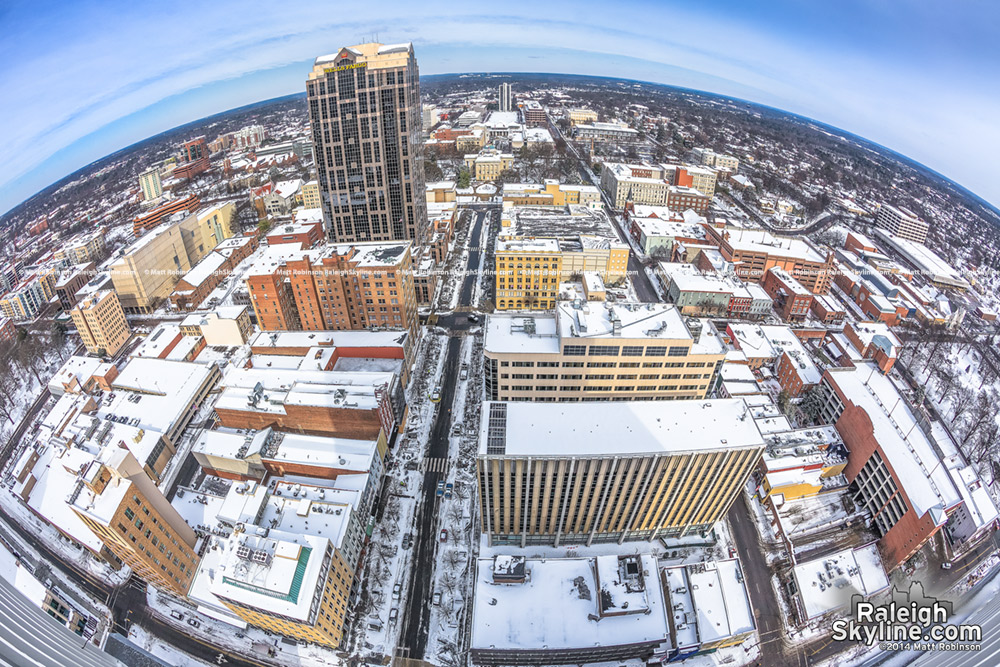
<box><xmin>236</xmin><ymin>545</ymin><xmax>252</xmax><ymax>560</ymax></box>
<box><xmin>252</xmin><ymin>550</ymin><xmax>272</xmax><ymax>565</ymax></box>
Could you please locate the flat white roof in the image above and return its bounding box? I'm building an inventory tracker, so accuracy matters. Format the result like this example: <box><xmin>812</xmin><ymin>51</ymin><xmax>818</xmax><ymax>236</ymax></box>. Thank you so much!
<box><xmin>791</xmin><ymin>543</ymin><xmax>888</xmax><ymax>619</ymax></box>
<box><xmin>664</xmin><ymin>559</ymin><xmax>755</xmax><ymax>645</ymax></box>
<box><xmin>210</xmin><ymin>530</ymin><xmax>329</xmax><ymax>622</ymax></box>
<box><xmin>479</xmin><ymin>399</ymin><xmax>765</xmax><ymax>457</ymax></box>
<box><xmin>471</xmin><ymin>554</ymin><xmax>669</xmax><ymax>651</ymax></box>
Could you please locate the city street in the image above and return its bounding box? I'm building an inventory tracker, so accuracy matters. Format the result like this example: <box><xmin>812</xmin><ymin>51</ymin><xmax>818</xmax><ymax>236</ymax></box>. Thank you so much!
<box><xmin>397</xmin><ymin>206</ymin><xmax>487</xmax><ymax>660</ymax></box>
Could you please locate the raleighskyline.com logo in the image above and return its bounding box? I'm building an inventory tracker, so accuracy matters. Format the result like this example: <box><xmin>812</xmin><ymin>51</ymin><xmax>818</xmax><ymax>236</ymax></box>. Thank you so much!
<box><xmin>832</xmin><ymin>583</ymin><xmax>981</xmax><ymax>652</ymax></box>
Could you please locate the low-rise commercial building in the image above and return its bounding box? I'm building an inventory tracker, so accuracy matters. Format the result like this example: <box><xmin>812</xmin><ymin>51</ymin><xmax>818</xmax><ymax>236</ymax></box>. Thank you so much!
<box><xmin>501</xmin><ymin>180</ymin><xmax>600</xmax><ymax>208</ymax></box>
<box><xmin>762</xmin><ymin>267</ymin><xmax>813</xmax><ymax>322</ymax></box>
<box><xmin>471</xmin><ymin>554</ymin><xmax>671</xmax><ymax>665</ymax></box>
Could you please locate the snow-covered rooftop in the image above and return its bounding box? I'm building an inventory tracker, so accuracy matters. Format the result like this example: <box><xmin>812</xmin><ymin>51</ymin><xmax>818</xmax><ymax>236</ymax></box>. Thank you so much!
<box><xmin>479</xmin><ymin>399</ymin><xmax>765</xmax><ymax>457</ymax></box>
<box><xmin>471</xmin><ymin>554</ymin><xmax>669</xmax><ymax>652</ymax></box>
<box><xmin>791</xmin><ymin>543</ymin><xmax>889</xmax><ymax>619</ymax></box>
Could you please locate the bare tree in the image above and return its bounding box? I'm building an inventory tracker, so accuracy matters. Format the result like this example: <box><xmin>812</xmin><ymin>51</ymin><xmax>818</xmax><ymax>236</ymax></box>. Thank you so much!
<box><xmin>951</xmin><ymin>387</ymin><xmax>975</xmax><ymax>423</ymax></box>
<box><xmin>962</xmin><ymin>391</ymin><xmax>998</xmax><ymax>446</ymax></box>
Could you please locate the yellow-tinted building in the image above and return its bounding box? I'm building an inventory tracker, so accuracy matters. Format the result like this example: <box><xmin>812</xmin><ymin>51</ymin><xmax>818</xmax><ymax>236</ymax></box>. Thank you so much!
<box><xmin>758</xmin><ymin>425</ymin><xmax>848</xmax><ymax>501</ymax></box>
<box><xmin>502</xmin><ymin>180</ymin><xmax>601</xmax><ymax>208</ymax></box>
<box><xmin>495</xmin><ymin>237</ymin><xmax>563</xmax><ymax>309</ymax></box>
<box><xmin>567</xmin><ymin>108</ymin><xmax>599</xmax><ymax>125</ymax></box>
<box><xmin>426</xmin><ymin>181</ymin><xmax>457</xmax><ymax>203</ymax></box>
<box><xmin>188</xmin><ymin>203</ymin><xmax>236</xmax><ymax>263</ymax></box>
<box><xmin>456</xmin><ymin>130</ymin><xmax>486</xmax><ymax>152</ymax></box>
<box><xmin>0</xmin><ymin>274</ymin><xmax>56</xmax><ymax>320</ymax></box>
<box><xmin>484</xmin><ymin>302</ymin><xmax>726</xmax><ymax>402</ymax></box>
<box><xmin>495</xmin><ymin>234</ymin><xmax>628</xmax><ymax>310</ymax></box>
<box><xmin>139</xmin><ymin>167</ymin><xmax>163</xmax><ymax>201</ymax></box>
<box><xmin>465</xmin><ymin>149</ymin><xmax>515</xmax><ymax>181</ymax></box>
<box><xmin>71</xmin><ymin>290</ymin><xmax>131</xmax><ymax>356</ymax></box>
<box><xmin>477</xmin><ymin>399</ymin><xmax>765</xmax><ymax>546</ymax></box>
<box><xmin>69</xmin><ymin>448</ymin><xmax>201</xmax><ymax>596</ymax></box>
<box><xmin>301</xmin><ymin>180</ymin><xmax>321</xmax><ymax>209</ymax></box>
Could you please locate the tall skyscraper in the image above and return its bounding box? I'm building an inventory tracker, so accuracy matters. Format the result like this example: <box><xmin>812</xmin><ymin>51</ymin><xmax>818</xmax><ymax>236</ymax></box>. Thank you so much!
<box><xmin>306</xmin><ymin>42</ymin><xmax>427</xmax><ymax>244</ymax></box>
<box><xmin>498</xmin><ymin>82</ymin><xmax>512</xmax><ymax>112</ymax></box>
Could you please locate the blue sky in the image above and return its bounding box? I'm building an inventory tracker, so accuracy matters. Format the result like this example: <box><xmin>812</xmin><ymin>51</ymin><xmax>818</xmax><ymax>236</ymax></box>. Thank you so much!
<box><xmin>1</xmin><ymin>0</ymin><xmax>998</xmax><ymax>215</ymax></box>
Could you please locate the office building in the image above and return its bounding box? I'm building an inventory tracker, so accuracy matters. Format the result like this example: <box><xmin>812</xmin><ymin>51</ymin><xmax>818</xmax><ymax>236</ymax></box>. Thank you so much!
<box><xmin>138</xmin><ymin>167</ymin><xmax>162</xmax><ymax>201</ymax></box>
<box><xmin>465</xmin><ymin>149</ymin><xmax>514</xmax><ymax>181</ymax></box>
<box><xmin>498</xmin><ymin>82</ymin><xmax>512</xmax><ymax>112</ymax></box>
<box><xmin>484</xmin><ymin>301</ymin><xmax>726</xmax><ymax>402</ymax></box>
<box><xmin>567</xmin><ymin>108</ymin><xmax>598</xmax><ymax>125</ymax></box>
<box><xmin>306</xmin><ymin>42</ymin><xmax>427</xmax><ymax>244</ymax></box>
<box><xmin>691</xmin><ymin>148</ymin><xmax>739</xmax><ymax>173</ymax></box>
<box><xmin>477</xmin><ymin>399</ymin><xmax>765</xmax><ymax>546</ymax></box>
<box><xmin>180</xmin><ymin>306</ymin><xmax>254</xmax><ymax>346</ymax></box>
<box><xmin>521</xmin><ymin>100</ymin><xmax>546</xmax><ymax>127</ymax></box>
<box><xmin>70</xmin><ymin>290</ymin><xmax>131</xmax><ymax>357</ymax></box>
<box><xmin>111</xmin><ymin>210</ymin><xmax>233</xmax><ymax>313</ymax></box>
<box><xmin>69</xmin><ymin>447</ymin><xmax>200</xmax><ymax>596</ymax></box>
<box><xmin>301</xmin><ymin>179</ymin><xmax>321</xmax><ymax>209</ymax></box>
<box><xmin>876</xmin><ymin>204</ymin><xmax>929</xmax><ymax>244</ymax></box>
<box><xmin>600</xmin><ymin>163</ymin><xmax>717</xmax><ymax>209</ymax></box>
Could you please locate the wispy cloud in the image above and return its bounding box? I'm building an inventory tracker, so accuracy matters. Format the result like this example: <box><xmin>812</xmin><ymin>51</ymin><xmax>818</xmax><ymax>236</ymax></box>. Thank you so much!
<box><xmin>0</xmin><ymin>0</ymin><xmax>997</xmax><ymax>213</ymax></box>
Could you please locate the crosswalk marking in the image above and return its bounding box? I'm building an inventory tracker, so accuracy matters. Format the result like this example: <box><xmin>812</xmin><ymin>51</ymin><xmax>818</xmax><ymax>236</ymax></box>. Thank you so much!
<box><xmin>420</xmin><ymin>457</ymin><xmax>450</xmax><ymax>473</ymax></box>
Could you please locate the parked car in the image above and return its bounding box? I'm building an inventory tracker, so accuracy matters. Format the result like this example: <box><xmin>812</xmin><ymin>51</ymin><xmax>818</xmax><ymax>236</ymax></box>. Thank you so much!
<box><xmin>368</xmin><ymin>619</ymin><xmax>383</xmax><ymax>631</ymax></box>
<box><xmin>436</xmin><ymin>481</ymin><xmax>445</xmax><ymax>496</ymax></box>
<box><xmin>187</xmin><ymin>618</ymin><xmax>200</xmax><ymax>628</ymax></box>
<box><xmin>942</xmin><ymin>561</ymin><xmax>952</xmax><ymax>570</ymax></box>
<box><xmin>392</xmin><ymin>583</ymin><xmax>402</xmax><ymax>601</ymax></box>
<box><xmin>445</xmin><ymin>483</ymin><xmax>454</xmax><ymax>499</ymax></box>
<box><xmin>389</xmin><ymin>608</ymin><xmax>398</xmax><ymax>623</ymax></box>
<box><xmin>468</xmin><ymin>314</ymin><xmax>479</xmax><ymax>323</ymax></box>
<box><xmin>430</xmin><ymin>388</ymin><xmax>442</xmax><ymax>402</ymax></box>
<box><xmin>433</xmin><ymin>591</ymin><xmax>442</xmax><ymax>606</ymax></box>
<box><xmin>439</xmin><ymin>528</ymin><xmax>448</xmax><ymax>542</ymax></box>
<box><xmin>402</xmin><ymin>532</ymin><xmax>413</xmax><ymax>549</ymax></box>
<box><xmin>451</xmin><ymin>422</ymin><xmax>463</xmax><ymax>435</ymax></box>
<box><xmin>170</xmin><ymin>611</ymin><xmax>183</xmax><ymax>621</ymax></box>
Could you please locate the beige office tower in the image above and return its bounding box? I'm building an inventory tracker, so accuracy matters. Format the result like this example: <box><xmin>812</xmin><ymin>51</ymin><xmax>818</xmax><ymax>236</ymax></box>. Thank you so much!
<box><xmin>477</xmin><ymin>399</ymin><xmax>764</xmax><ymax>546</ymax></box>
<box><xmin>306</xmin><ymin>43</ymin><xmax>427</xmax><ymax>244</ymax></box>
<box><xmin>71</xmin><ymin>290</ymin><xmax>131</xmax><ymax>357</ymax></box>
